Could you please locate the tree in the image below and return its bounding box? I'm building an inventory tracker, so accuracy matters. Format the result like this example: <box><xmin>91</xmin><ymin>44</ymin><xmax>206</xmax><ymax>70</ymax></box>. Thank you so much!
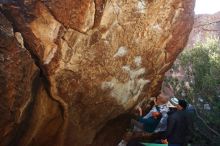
<box><xmin>164</xmin><ymin>37</ymin><xmax>220</xmax><ymax>146</ymax></box>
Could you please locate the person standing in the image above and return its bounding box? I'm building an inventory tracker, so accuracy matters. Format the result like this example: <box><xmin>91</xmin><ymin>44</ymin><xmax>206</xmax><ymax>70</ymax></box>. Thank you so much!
<box><xmin>166</xmin><ymin>99</ymin><xmax>192</xmax><ymax>146</ymax></box>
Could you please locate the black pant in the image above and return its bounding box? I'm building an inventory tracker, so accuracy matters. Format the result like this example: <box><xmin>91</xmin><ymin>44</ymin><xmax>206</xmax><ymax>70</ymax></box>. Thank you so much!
<box><xmin>127</xmin><ymin>140</ymin><xmax>145</xmax><ymax>146</ymax></box>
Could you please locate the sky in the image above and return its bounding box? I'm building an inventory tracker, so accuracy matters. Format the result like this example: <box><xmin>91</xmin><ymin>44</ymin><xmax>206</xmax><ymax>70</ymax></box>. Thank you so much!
<box><xmin>195</xmin><ymin>0</ymin><xmax>220</xmax><ymax>14</ymax></box>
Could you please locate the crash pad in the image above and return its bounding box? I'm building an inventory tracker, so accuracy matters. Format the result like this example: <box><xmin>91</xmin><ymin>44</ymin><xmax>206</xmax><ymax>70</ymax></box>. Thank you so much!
<box><xmin>141</xmin><ymin>143</ymin><xmax>167</xmax><ymax>146</ymax></box>
<box><xmin>142</xmin><ymin>144</ymin><xmax>191</xmax><ymax>146</ymax></box>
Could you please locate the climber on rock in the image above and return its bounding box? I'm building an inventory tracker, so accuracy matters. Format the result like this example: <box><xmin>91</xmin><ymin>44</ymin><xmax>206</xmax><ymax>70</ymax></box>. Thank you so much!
<box><xmin>130</xmin><ymin>93</ymin><xmax>169</xmax><ymax>135</ymax></box>
<box><xmin>118</xmin><ymin>93</ymin><xmax>171</xmax><ymax>146</ymax></box>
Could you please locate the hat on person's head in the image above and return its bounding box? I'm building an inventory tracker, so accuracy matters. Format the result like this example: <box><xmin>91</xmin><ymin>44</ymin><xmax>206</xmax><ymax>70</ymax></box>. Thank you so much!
<box><xmin>178</xmin><ymin>99</ymin><xmax>188</xmax><ymax>109</ymax></box>
<box><xmin>171</xmin><ymin>96</ymin><xmax>179</xmax><ymax>104</ymax></box>
<box><xmin>167</xmin><ymin>97</ymin><xmax>179</xmax><ymax>108</ymax></box>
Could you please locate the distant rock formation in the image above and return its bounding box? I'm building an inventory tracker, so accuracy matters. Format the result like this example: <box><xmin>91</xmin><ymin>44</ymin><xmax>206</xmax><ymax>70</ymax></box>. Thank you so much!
<box><xmin>186</xmin><ymin>11</ymin><xmax>220</xmax><ymax>48</ymax></box>
<box><xmin>0</xmin><ymin>0</ymin><xmax>195</xmax><ymax>145</ymax></box>
<box><xmin>164</xmin><ymin>12</ymin><xmax>220</xmax><ymax>98</ymax></box>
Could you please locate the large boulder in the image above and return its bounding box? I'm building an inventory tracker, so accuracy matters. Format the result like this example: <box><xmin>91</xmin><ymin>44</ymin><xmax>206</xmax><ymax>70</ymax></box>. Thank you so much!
<box><xmin>0</xmin><ymin>0</ymin><xmax>195</xmax><ymax>145</ymax></box>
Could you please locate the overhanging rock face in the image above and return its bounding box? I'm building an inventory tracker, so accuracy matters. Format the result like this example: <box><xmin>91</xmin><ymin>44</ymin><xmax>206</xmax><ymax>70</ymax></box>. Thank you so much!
<box><xmin>0</xmin><ymin>0</ymin><xmax>195</xmax><ymax>145</ymax></box>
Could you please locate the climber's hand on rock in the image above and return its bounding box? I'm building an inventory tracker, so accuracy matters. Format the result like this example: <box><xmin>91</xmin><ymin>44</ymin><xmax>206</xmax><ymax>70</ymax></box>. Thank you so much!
<box><xmin>133</xmin><ymin>106</ymin><xmax>143</xmax><ymax>117</ymax></box>
<box><xmin>136</xmin><ymin>106</ymin><xmax>142</xmax><ymax>116</ymax></box>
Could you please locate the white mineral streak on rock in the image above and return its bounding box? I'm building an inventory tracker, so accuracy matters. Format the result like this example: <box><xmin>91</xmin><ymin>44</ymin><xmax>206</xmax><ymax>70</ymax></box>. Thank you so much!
<box><xmin>134</xmin><ymin>56</ymin><xmax>142</xmax><ymax>67</ymax></box>
<box><xmin>130</xmin><ymin>68</ymin><xmax>146</xmax><ymax>79</ymax></box>
<box><xmin>137</xmin><ymin>0</ymin><xmax>146</xmax><ymax>13</ymax></box>
<box><xmin>44</xmin><ymin>46</ymin><xmax>57</xmax><ymax>64</ymax></box>
<box><xmin>101</xmin><ymin>80</ymin><xmax>114</xmax><ymax>90</ymax></box>
<box><xmin>15</xmin><ymin>32</ymin><xmax>24</xmax><ymax>48</ymax></box>
<box><xmin>113</xmin><ymin>46</ymin><xmax>128</xmax><ymax>58</ymax></box>
<box><xmin>131</xmin><ymin>78</ymin><xmax>150</xmax><ymax>102</ymax></box>
<box><xmin>122</xmin><ymin>65</ymin><xmax>131</xmax><ymax>73</ymax></box>
<box><xmin>102</xmin><ymin>64</ymin><xmax>150</xmax><ymax>108</ymax></box>
<box><xmin>112</xmin><ymin>2</ymin><xmax>121</xmax><ymax>15</ymax></box>
<box><xmin>172</xmin><ymin>8</ymin><xmax>184</xmax><ymax>24</ymax></box>
<box><xmin>17</xmin><ymin>96</ymin><xmax>32</xmax><ymax>123</ymax></box>
<box><xmin>152</xmin><ymin>24</ymin><xmax>162</xmax><ymax>32</ymax></box>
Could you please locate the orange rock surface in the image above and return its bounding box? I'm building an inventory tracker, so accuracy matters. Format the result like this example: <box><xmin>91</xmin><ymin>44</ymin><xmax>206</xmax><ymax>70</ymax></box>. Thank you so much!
<box><xmin>0</xmin><ymin>0</ymin><xmax>195</xmax><ymax>145</ymax></box>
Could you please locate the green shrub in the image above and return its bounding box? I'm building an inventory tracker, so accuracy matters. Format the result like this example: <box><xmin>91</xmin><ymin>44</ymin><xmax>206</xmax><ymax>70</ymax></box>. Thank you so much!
<box><xmin>165</xmin><ymin>38</ymin><xmax>220</xmax><ymax>146</ymax></box>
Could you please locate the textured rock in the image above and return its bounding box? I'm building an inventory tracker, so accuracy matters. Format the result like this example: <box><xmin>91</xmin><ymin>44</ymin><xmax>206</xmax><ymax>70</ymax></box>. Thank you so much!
<box><xmin>0</xmin><ymin>0</ymin><xmax>195</xmax><ymax>145</ymax></box>
<box><xmin>0</xmin><ymin>12</ymin><xmax>38</xmax><ymax>146</ymax></box>
<box><xmin>0</xmin><ymin>11</ymin><xmax>63</xmax><ymax>146</ymax></box>
<box><xmin>186</xmin><ymin>11</ymin><xmax>220</xmax><ymax>48</ymax></box>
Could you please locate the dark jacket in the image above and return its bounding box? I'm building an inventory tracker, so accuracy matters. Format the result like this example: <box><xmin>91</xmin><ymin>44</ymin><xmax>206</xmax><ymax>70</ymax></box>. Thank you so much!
<box><xmin>167</xmin><ymin>110</ymin><xmax>192</xmax><ymax>145</ymax></box>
